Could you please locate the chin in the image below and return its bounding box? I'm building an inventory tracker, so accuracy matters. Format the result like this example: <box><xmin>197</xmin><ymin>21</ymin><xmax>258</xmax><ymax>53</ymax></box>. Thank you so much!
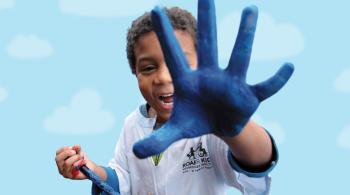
<box><xmin>157</xmin><ymin>113</ymin><xmax>171</xmax><ymax>123</ymax></box>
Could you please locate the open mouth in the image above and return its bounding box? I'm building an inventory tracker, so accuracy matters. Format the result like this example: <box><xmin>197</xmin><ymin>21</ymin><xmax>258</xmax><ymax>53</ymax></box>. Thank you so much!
<box><xmin>159</xmin><ymin>93</ymin><xmax>174</xmax><ymax>106</ymax></box>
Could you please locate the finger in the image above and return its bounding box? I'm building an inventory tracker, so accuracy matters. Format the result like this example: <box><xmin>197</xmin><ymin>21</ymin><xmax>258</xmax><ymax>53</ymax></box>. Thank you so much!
<box><xmin>56</xmin><ymin>148</ymin><xmax>76</xmax><ymax>162</ymax></box>
<box><xmin>72</xmin><ymin>159</ymin><xmax>87</xmax><ymax>179</ymax></box>
<box><xmin>197</xmin><ymin>0</ymin><xmax>219</xmax><ymax>69</ymax></box>
<box><xmin>151</xmin><ymin>6</ymin><xmax>190</xmax><ymax>85</ymax></box>
<box><xmin>72</xmin><ymin>145</ymin><xmax>81</xmax><ymax>154</ymax></box>
<box><xmin>56</xmin><ymin>146</ymin><xmax>71</xmax><ymax>155</ymax></box>
<box><xmin>64</xmin><ymin>154</ymin><xmax>81</xmax><ymax>170</ymax></box>
<box><xmin>133</xmin><ymin>122</ymin><xmax>183</xmax><ymax>159</ymax></box>
<box><xmin>56</xmin><ymin>149</ymin><xmax>76</xmax><ymax>170</ymax></box>
<box><xmin>72</xmin><ymin>145</ymin><xmax>88</xmax><ymax>161</ymax></box>
<box><xmin>226</xmin><ymin>6</ymin><xmax>258</xmax><ymax>80</ymax></box>
<box><xmin>64</xmin><ymin>154</ymin><xmax>81</xmax><ymax>177</ymax></box>
<box><xmin>251</xmin><ymin>63</ymin><xmax>294</xmax><ymax>102</ymax></box>
<box><xmin>73</xmin><ymin>158</ymin><xmax>86</xmax><ymax>168</ymax></box>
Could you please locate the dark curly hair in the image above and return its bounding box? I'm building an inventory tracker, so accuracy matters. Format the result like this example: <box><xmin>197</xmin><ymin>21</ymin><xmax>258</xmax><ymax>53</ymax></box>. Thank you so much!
<box><xmin>126</xmin><ymin>7</ymin><xmax>197</xmax><ymax>74</ymax></box>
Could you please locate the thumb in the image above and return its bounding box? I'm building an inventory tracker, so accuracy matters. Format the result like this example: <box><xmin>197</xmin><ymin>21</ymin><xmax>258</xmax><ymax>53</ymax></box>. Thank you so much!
<box><xmin>73</xmin><ymin>145</ymin><xmax>88</xmax><ymax>162</ymax></box>
<box><xmin>252</xmin><ymin>63</ymin><xmax>294</xmax><ymax>102</ymax></box>
<box><xmin>133</xmin><ymin>123</ymin><xmax>183</xmax><ymax>159</ymax></box>
<box><xmin>72</xmin><ymin>145</ymin><xmax>81</xmax><ymax>154</ymax></box>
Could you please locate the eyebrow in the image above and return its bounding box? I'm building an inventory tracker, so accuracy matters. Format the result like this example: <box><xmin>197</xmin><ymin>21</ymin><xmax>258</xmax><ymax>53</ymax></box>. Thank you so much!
<box><xmin>136</xmin><ymin>56</ymin><xmax>155</xmax><ymax>66</ymax></box>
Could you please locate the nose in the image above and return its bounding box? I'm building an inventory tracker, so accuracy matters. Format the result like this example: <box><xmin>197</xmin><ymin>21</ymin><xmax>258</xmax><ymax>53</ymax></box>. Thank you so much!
<box><xmin>154</xmin><ymin>63</ymin><xmax>172</xmax><ymax>85</ymax></box>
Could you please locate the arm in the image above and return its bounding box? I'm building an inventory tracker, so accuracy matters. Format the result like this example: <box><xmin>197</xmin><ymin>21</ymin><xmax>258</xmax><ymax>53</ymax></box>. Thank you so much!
<box><xmin>86</xmin><ymin>166</ymin><xmax>120</xmax><ymax>195</ymax></box>
<box><xmin>55</xmin><ymin>145</ymin><xmax>107</xmax><ymax>180</ymax></box>
<box><xmin>89</xmin><ymin>166</ymin><xmax>108</xmax><ymax>181</ymax></box>
<box><xmin>55</xmin><ymin>145</ymin><xmax>120</xmax><ymax>194</ymax></box>
<box><xmin>221</xmin><ymin>121</ymin><xmax>273</xmax><ymax>171</ymax></box>
<box><xmin>71</xmin><ymin>146</ymin><xmax>120</xmax><ymax>194</ymax></box>
<box><xmin>85</xmin><ymin>121</ymin><xmax>131</xmax><ymax>194</ymax></box>
<box><xmin>132</xmin><ymin>0</ymin><xmax>293</xmax><ymax>165</ymax></box>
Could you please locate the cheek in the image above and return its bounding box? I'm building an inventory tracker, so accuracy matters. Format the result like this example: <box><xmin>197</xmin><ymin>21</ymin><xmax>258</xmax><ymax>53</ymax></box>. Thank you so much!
<box><xmin>137</xmin><ymin>77</ymin><xmax>152</xmax><ymax>100</ymax></box>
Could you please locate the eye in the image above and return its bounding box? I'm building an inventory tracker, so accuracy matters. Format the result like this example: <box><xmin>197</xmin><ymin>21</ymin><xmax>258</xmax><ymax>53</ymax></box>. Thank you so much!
<box><xmin>140</xmin><ymin>64</ymin><xmax>156</xmax><ymax>74</ymax></box>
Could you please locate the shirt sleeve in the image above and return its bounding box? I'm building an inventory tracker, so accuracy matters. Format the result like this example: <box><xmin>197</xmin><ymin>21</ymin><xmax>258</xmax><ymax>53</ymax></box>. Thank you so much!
<box><xmin>207</xmin><ymin>130</ymin><xmax>278</xmax><ymax>194</ymax></box>
<box><xmin>91</xmin><ymin>166</ymin><xmax>119</xmax><ymax>195</ymax></box>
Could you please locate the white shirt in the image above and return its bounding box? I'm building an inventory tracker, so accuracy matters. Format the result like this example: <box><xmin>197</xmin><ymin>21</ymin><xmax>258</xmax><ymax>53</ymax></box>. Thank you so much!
<box><xmin>108</xmin><ymin>106</ymin><xmax>273</xmax><ymax>195</ymax></box>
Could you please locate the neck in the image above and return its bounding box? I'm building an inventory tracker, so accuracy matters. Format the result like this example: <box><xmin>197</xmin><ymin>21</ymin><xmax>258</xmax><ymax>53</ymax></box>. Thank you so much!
<box><xmin>147</xmin><ymin>105</ymin><xmax>157</xmax><ymax>118</ymax></box>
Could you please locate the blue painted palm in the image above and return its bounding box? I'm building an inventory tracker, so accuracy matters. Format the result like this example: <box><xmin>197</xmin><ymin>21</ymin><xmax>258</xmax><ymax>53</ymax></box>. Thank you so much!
<box><xmin>133</xmin><ymin>0</ymin><xmax>294</xmax><ymax>159</ymax></box>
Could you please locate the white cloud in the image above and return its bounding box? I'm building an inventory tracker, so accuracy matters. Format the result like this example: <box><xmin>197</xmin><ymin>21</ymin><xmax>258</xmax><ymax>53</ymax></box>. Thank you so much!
<box><xmin>252</xmin><ymin>115</ymin><xmax>285</xmax><ymax>145</ymax></box>
<box><xmin>337</xmin><ymin>125</ymin><xmax>350</xmax><ymax>149</ymax></box>
<box><xmin>59</xmin><ymin>0</ymin><xmax>159</xmax><ymax>17</ymax></box>
<box><xmin>0</xmin><ymin>87</ymin><xmax>8</xmax><ymax>103</ymax></box>
<box><xmin>44</xmin><ymin>88</ymin><xmax>115</xmax><ymax>135</ymax></box>
<box><xmin>7</xmin><ymin>34</ymin><xmax>54</xmax><ymax>59</ymax></box>
<box><xmin>0</xmin><ymin>0</ymin><xmax>15</xmax><ymax>10</ymax></box>
<box><xmin>334</xmin><ymin>69</ymin><xmax>350</xmax><ymax>93</ymax></box>
<box><xmin>218</xmin><ymin>11</ymin><xmax>304</xmax><ymax>61</ymax></box>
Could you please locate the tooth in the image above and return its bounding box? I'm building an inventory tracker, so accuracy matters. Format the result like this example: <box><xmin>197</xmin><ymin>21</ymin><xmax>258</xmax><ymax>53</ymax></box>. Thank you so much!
<box><xmin>162</xmin><ymin>94</ymin><xmax>173</xmax><ymax>97</ymax></box>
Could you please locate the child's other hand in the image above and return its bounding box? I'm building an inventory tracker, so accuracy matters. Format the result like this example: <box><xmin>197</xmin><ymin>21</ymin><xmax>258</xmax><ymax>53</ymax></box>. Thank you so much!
<box><xmin>133</xmin><ymin>0</ymin><xmax>294</xmax><ymax>159</ymax></box>
<box><xmin>55</xmin><ymin>145</ymin><xmax>96</xmax><ymax>180</ymax></box>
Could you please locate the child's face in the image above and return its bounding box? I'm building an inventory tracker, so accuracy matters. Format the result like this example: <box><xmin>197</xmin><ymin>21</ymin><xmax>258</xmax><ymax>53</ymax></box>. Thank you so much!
<box><xmin>134</xmin><ymin>30</ymin><xmax>197</xmax><ymax>123</ymax></box>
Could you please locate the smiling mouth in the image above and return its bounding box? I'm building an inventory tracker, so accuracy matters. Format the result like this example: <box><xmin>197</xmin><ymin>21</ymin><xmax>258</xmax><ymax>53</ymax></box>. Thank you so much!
<box><xmin>159</xmin><ymin>93</ymin><xmax>174</xmax><ymax>106</ymax></box>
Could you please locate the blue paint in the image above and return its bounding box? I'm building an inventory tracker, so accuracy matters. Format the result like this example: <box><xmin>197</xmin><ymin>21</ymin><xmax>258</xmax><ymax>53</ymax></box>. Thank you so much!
<box><xmin>132</xmin><ymin>1</ymin><xmax>294</xmax><ymax>159</ymax></box>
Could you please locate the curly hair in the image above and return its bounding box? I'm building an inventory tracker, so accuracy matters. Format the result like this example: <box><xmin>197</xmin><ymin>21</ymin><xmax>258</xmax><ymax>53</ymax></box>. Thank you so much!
<box><xmin>126</xmin><ymin>7</ymin><xmax>197</xmax><ymax>74</ymax></box>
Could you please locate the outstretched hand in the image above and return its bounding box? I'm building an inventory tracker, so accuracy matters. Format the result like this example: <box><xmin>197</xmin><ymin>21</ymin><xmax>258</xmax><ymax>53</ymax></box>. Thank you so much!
<box><xmin>133</xmin><ymin>0</ymin><xmax>294</xmax><ymax>159</ymax></box>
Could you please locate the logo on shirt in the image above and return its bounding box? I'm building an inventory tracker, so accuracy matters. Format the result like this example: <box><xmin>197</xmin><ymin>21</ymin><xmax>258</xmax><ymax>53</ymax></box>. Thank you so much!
<box><xmin>182</xmin><ymin>142</ymin><xmax>212</xmax><ymax>173</ymax></box>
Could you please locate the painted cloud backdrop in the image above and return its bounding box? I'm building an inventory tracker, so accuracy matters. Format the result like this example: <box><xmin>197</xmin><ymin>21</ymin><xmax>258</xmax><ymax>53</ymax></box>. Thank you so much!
<box><xmin>44</xmin><ymin>88</ymin><xmax>115</xmax><ymax>135</ymax></box>
<box><xmin>7</xmin><ymin>34</ymin><xmax>54</xmax><ymax>59</ymax></box>
<box><xmin>59</xmin><ymin>0</ymin><xmax>159</xmax><ymax>17</ymax></box>
<box><xmin>0</xmin><ymin>0</ymin><xmax>14</xmax><ymax>10</ymax></box>
<box><xmin>218</xmin><ymin>12</ymin><xmax>304</xmax><ymax>62</ymax></box>
<box><xmin>0</xmin><ymin>87</ymin><xmax>8</xmax><ymax>103</ymax></box>
<box><xmin>1</xmin><ymin>1</ymin><xmax>349</xmax><ymax>195</ymax></box>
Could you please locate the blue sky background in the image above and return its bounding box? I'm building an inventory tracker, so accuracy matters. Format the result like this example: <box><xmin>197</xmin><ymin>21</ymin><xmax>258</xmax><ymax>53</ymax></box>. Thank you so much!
<box><xmin>1</xmin><ymin>0</ymin><xmax>349</xmax><ymax>194</ymax></box>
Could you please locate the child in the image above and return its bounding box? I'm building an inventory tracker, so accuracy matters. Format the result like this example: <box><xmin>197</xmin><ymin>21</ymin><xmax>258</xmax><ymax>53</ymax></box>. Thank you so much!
<box><xmin>55</xmin><ymin>0</ymin><xmax>293</xmax><ymax>194</ymax></box>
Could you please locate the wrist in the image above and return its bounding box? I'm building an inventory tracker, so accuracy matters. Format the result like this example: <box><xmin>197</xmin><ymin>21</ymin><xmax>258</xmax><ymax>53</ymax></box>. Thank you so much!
<box><xmin>93</xmin><ymin>165</ymin><xmax>108</xmax><ymax>181</ymax></box>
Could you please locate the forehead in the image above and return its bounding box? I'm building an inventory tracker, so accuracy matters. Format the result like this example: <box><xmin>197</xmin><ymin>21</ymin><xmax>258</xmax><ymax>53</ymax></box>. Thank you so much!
<box><xmin>134</xmin><ymin>30</ymin><xmax>196</xmax><ymax>62</ymax></box>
